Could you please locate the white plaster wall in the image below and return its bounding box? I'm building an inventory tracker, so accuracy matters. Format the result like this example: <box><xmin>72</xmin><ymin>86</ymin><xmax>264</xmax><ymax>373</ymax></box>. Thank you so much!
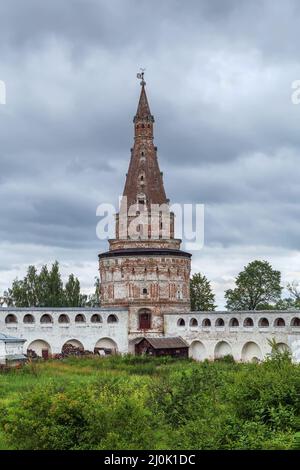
<box><xmin>2</xmin><ymin>307</ymin><xmax>300</xmax><ymax>363</ymax></box>
<box><xmin>0</xmin><ymin>308</ymin><xmax>129</xmax><ymax>355</ymax></box>
<box><xmin>164</xmin><ymin>311</ymin><xmax>300</xmax><ymax>362</ymax></box>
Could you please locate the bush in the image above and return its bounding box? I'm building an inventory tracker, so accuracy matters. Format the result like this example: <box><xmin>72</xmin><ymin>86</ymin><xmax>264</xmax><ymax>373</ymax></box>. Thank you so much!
<box><xmin>0</xmin><ymin>382</ymin><xmax>167</xmax><ymax>450</ymax></box>
<box><xmin>1</xmin><ymin>356</ymin><xmax>300</xmax><ymax>450</ymax></box>
<box><xmin>214</xmin><ymin>354</ymin><xmax>235</xmax><ymax>364</ymax></box>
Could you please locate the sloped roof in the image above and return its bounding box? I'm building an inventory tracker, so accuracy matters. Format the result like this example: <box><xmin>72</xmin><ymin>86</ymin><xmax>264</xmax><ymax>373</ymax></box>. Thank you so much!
<box><xmin>136</xmin><ymin>336</ymin><xmax>188</xmax><ymax>349</ymax></box>
<box><xmin>134</xmin><ymin>83</ymin><xmax>154</xmax><ymax>121</ymax></box>
<box><xmin>0</xmin><ymin>333</ymin><xmax>26</xmax><ymax>343</ymax></box>
<box><xmin>122</xmin><ymin>82</ymin><xmax>168</xmax><ymax>208</ymax></box>
<box><xmin>99</xmin><ymin>248</ymin><xmax>191</xmax><ymax>259</ymax></box>
<box><xmin>5</xmin><ymin>354</ymin><xmax>27</xmax><ymax>361</ymax></box>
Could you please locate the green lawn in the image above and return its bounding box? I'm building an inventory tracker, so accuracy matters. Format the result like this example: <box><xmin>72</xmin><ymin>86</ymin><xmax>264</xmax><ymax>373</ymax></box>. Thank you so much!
<box><xmin>0</xmin><ymin>354</ymin><xmax>300</xmax><ymax>450</ymax></box>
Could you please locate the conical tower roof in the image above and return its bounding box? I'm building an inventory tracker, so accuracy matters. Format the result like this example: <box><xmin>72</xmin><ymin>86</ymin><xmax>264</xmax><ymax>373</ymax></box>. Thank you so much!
<box><xmin>122</xmin><ymin>80</ymin><xmax>167</xmax><ymax>208</ymax></box>
<box><xmin>134</xmin><ymin>82</ymin><xmax>154</xmax><ymax>122</ymax></box>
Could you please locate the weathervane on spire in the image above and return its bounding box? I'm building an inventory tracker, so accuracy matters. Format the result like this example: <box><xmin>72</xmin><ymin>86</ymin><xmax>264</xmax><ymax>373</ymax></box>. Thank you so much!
<box><xmin>137</xmin><ymin>68</ymin><xmax>146</xmax><ymax>86</ymax></box>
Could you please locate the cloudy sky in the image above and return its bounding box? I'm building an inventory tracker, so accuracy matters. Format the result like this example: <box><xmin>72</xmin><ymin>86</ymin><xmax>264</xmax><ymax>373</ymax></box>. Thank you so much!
<box><xmin>1</xmin><ymin>0</ymin><xmax>300</xmax><ymax>308</ymax></box>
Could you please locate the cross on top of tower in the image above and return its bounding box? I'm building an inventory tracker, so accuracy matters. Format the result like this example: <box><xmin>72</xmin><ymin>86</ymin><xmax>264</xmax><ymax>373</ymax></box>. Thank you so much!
<box><xmin>136</xmin><ymin>68</ymin><xmax>146</xmax><ymax>86</ymax></box>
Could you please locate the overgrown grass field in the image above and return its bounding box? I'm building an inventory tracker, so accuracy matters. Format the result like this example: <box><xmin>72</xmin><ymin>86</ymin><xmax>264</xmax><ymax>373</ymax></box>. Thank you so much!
<box><xmin>1</xmin><ymin>353</ymin><xmax>300</xmax><ymax>450</ymax></box>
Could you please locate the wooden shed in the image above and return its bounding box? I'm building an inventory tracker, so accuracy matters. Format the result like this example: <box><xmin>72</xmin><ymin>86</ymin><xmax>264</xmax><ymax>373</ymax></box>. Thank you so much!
<box><xmin>134</xmin><ymin>336</ymin><xmax>189</xmax><ymax>358</ymax></box>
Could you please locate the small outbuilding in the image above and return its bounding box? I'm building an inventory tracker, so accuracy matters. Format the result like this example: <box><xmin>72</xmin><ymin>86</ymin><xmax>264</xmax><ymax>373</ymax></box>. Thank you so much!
<box><xmin>0</xmin><ymin>333</ymin><xmax>27</xmax><ymax>367</ymax></box>
<box><xmin>134</xmin><ymin>336</ymin><xmax>189</xmax><ymax>358</ymax></box>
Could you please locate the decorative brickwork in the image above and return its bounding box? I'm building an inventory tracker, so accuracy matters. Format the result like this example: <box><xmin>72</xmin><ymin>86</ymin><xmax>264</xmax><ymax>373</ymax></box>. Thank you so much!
<box><xmin>99</xmin><ymin>79</ymin><xmax>191</xmax><ymax>336</ymax></box>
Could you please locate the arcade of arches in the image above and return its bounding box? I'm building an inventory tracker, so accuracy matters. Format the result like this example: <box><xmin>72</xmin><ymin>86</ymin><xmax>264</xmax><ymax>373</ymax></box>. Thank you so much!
<box><xmin>26</xmin><ymin>337</ymin><xmax>119</xmax><ymax>357</ymax></box>
<box><xmin>188</xmin><ymin>340</ymin><xmax>291</xmax><ymax>362</ymax></box>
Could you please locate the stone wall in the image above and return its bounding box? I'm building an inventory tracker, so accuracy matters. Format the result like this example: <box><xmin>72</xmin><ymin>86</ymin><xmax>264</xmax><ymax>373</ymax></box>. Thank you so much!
<box><xmin>164</xmin><ymin>310</ymin><xmax>300</xmax><ymax>362</ymax></box>
<box><xmin>0</xmin><ymin>307</ymin><xmax>128</xmax><ymax>356</ymax></box>
<box><xmin>2</xmin><ymin>307</ymin><xmax>300</xmax><ymax>362</ymax></box>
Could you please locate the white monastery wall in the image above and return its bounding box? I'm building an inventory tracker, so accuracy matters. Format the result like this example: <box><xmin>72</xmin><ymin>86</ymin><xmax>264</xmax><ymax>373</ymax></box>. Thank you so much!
<box><xmin>0</xmin><ymin>307</ymin><xmax>128</xmax><ymax>356</ymax></box>
<box><xmin>1</xmin><ymin>308</ymin><xmax>300</xmax><ymax>362</ymax></box>
<box><xmin>164</xmin><ymin>311</ymin><xmax>300</xmax><ymax>363</ymax></box>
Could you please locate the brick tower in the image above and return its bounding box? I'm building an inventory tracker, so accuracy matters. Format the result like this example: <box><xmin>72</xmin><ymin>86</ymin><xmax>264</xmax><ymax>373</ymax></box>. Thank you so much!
<box><xmin>99</xmin><ymin>74</ymin><xmax>191</xmax><ymax>338</ymax></box>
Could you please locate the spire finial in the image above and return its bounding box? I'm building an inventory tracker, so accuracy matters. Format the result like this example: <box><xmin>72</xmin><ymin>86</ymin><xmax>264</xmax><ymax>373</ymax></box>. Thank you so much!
<box><xmin>136</xmin><ymin>68</ymin><xmax>146</xmax><ymax>86</ymax></box>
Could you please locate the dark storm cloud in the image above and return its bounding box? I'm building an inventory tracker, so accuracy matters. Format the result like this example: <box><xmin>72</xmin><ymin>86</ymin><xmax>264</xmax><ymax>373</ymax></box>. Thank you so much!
<box><xmin>1</xmin><ymin>0</ymin><xmax>300</xmax><ymax>303</ymax></box>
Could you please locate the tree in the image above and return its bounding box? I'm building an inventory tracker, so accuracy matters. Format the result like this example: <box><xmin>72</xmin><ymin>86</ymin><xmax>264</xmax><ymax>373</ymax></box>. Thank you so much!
<box><xmin>5</xmin><ymin>279</ymin><xmax>26</xmax><ymax>307</ymax></box>
<box><xmin>286</xmin><ymin>282</ymin><xmax>300</xmax><ymax>308</ymax></box>
<box><xmin>24</xmin><ymin>265</ymin><xmax>39</xmax><ymax>307</ymax></box>
<box><xmin>64</xmin><ymin>274</ymin><xmax>81</xmax><ymax>307</ymax></box>
<box><xmin>190</xmin><ymin>273</ymin><xmax>216</xmax><ymax>311</ymax></box>
<box><xmin>274</xmin><ymin>282</ymin><xmax>300</xmax><ymax>310</ymax></box>
<box><xmin>225</xmin><ymin>260</ymin><xmax>282</xmax><ymax>311</ymax></box>
<box><xmin>275</xmin><ymin>298</ymin><xmax>297</xmax><ymax>311</ymax></box>
<box><xmin>47</xmin><ymin>261</ymin><xmax>64</xmax><ymax>307</ymax></box>
<box><xmin>37</xmin><ymin>264</ymin><xmax>50</xmax><ymax>307</ymax></box>
<box><xmin>4</xmin><ymin>265</ymin><xmax>39</xmax><ymax>307</ymax></box>
<box><xmin>85</xmin><ymin>277</ymin><xmax>101</xmax><ymax>307</ymax></box>
<box><xmin>4</xmin><ymin>262</ymin><xmax>84</xmax><ymax>308</ymax></box>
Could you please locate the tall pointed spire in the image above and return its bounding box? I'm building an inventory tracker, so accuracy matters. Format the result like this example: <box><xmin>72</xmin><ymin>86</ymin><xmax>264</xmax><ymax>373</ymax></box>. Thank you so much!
<box><xmin>134</xmin><ymin>82</ymin><xmax>154</xmax><ymax>123</ymax></box>
<box><xmin>122</xmin><ymin>74</ymin><xmax>168</xmax><ymax>208</ymax></box>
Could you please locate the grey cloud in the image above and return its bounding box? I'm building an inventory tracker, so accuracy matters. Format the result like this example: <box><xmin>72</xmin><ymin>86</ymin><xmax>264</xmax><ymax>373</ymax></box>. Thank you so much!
<box><xmin>1</xmin><ymin>0</ymin><xmax>300</xmax><ymax>307</ymax></box>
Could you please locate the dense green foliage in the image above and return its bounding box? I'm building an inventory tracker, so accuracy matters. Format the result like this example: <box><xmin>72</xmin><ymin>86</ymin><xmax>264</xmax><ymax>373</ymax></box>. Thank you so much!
<box><xmin>190</xmin><ymin>273</ymin><xmax>216</xmax><ymax>311</ymax></box>
<box><xmin>1</xmin><ymin>354</ymin><xmax>300</xmax><ymax>450</ymax></box>
<box><xmin>225</xmin><ymin>260</ymin><xmax>282</xmax><ymax>310</ymax></box>
<box><xmin>2</xmin><ymin>262</ymin><xmax>100</xmax><ymax>307</ymax></box>
<box><xmin>280</xmin><ymin>282</ymin><xmax>300</xmax><ymax>310</ymax></box>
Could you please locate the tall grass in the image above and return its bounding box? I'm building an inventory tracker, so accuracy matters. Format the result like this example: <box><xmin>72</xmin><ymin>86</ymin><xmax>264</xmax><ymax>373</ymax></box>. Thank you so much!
<box><xmin>1</xmin><ymin>355</ymin><xmax>299</xmax><ymax>450</ymax></box>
